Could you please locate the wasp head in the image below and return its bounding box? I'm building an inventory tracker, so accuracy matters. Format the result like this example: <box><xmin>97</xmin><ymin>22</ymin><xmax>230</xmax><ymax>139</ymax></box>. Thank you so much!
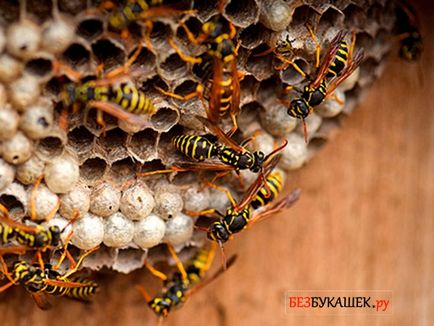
<box><xmin>288</xmin><ymin>98</ymin><xmax>310</xmax><ymax>119</ymax></box>
<box><xmin>208</xmin><ymin>222</ymin><xmax>229</xmax><ymax>243</ymax></box>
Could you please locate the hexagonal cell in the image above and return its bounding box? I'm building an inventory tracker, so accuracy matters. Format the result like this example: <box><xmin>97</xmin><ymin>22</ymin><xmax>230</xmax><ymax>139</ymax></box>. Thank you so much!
<box><xmin>0</xmin><ymin>1</ymin><xmax>19</xmax><ymax>24</ymax></box>
<box><xmin>318</xmin><ymin>7</ymin><xmax>345</xmax><ymax>32</ymax></box>
<box><xmin>256</xmin><ymin>76</ymin><xmax>284</xmax><ymax>105</ymax></box>
<box><xmin>245</xmin><ymin>51</ymin><xmax>273</xmax><ymax>81</ymax></box>
<box><xmin>0</xmin><ymin>193</ymin><xmax>25</xmax><ymax>219</ymax></box>
<box><xmin>128</xmin><ymin>129</ymin><xmax>159</xmax><ymax>162</ymax></box>
<box><xmin>24</xmin><ymin>57</ymin><xmax>54</xmax><ymax>78</ymax></box>
<box><xmin>192</xmin><ymin>0</ymin><xmax>218</xmax><ymax>22</ymax></box>
<box><xmin>37</xmin><ymin>132</ymin><xmax>66</xmax><ymax>159</ymax></box>
<box><xmin>280</xmin><ymin>58</ymin><xmax>309</xmax><ymax>85</ymax></box>
<box><xmin>67</xmin><ymin>126</ymin><xmax>94</xmax><ymax>155</ymax></box>
<box><xmin>290</xmin><ymin>5</ymin><xmax>320</xmax><ymax>27</ymax></box>
<box><xmin>239</xmin><ymin>23</ymin><xmax>270</xmax><ymax>50</ymax></box>
<box><xmin>80</xmin><ymin>157</ymin><xmax>108</xmax><ymax>185</ymax></box>
<box><xmin>150</xmin><ymin>107</ymin><xmax>180</xmax><ymax>133</ymax></box>
<box><xmin>58</xmin><ymin>0</ymin><xmax>87</xmax><ymax>15</ymax></box>
<box><xmin>107</xmin><ymin>157</ymin><xmax>137</xmax><ymax>185</ymax></box>
<box><xmin>149</xmin><ymin>21</ymin><xmax>173</xmax><ymax>50</ymax></box>
<box><xmin>240</xmin><ymin>75</ymin><xmax>260</xmax><ymax>105</ymax></box>
<box><xmin>126</xmin><ymin>45</ymin><xmax>156</xmax><ymax>78</ymax></box>
<box><xmin>62</xmin><ymin>42</ymin><xmax>91</xmax><ymax>67</ymax></box>
<box><xmin>158</xmin><ymin>53</ymin><xmax>189</xmax><ymax>81</ymax></box>
<box><xmin>76</xmin><ymin>17</ymin><xmax>104</xmax><ymax>41</ymax></box>
<box><xmin>83</xmin><ymin>108</ymin><xmax>118</xmax><ymax>136</ymax></box>
<box><xmin>91</xmin><ymin>38</ymin><xmax>126</xmax><ymax>71</ymax></box>
<box><xmin>96</xmin><ymin>128</ymin><xmax>128</xmax><ymax>163</ymax></box>
<box><xmin>136</xmin><ymin>159</ymin><xmax>167</xmax><ymax>178</ymax></box>
<box><xmin>141</xmin><ymin>75</ymin><xmax>169</xmax><ymax>98</ymax></box>
<box><xmin>343</xmin><ymin>4</ymin><xmax>366</xmax><ymax>29</ymax></box>
<box><xmin>26</xmin><ymin>0</ymin><xmax>53</xmax><ymax>23</ymax></box>
<box><xmin>224</xmin><ymin>0</ymin><xmax>259</xmax><ymax>28</ymax></box>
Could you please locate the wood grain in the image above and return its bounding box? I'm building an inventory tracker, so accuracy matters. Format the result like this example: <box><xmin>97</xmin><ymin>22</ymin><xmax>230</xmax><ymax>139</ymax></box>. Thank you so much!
<box><xmin>1</xmin><ymin>1</ymin><xmax>433</xmax><ymax>325</ymax></box>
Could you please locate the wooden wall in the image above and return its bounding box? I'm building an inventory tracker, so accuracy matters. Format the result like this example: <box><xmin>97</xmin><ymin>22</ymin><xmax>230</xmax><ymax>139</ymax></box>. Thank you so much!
<box><xmin>0</xmin><ymin>0</ymin><xmax>432</xmax><ymax>325</ymax></box>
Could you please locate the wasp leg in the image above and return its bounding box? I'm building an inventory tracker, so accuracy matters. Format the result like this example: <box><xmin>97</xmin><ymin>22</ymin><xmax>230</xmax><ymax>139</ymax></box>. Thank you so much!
<box><xmin>166</xmin><ymin>243</ymin><xmax>187</xmax><ymax>280</ymax></box>
<box><xmin>306</xmin><ymin>24</ymin><xmax>321</xmax><ymax>68</ymax></box>
<box><xmin>30</xmin><ymin>176</ymin><xmax>44</xmax><ymax>221</ymax></box>
<box><xmin>144</xmin><ymin>261</ymin><xmax>168</xmax><ymax>282</ymax></box>
<box><xmin>168</xmin><ymin>38</ymin><xmax>202</xmax><ymax>64</ymax></box>
<box><xmin>156</xmin><ymin>84</ymin><xmax>204</xmax><ymax>102</ymax></box>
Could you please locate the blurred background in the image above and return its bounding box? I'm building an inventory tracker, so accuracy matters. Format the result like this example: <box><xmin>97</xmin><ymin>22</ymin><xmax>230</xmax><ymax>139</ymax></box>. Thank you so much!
<box><xmin>0</xmin><ymin>0</ymin><xmax>432</xmax><ymax>325</ymax></box>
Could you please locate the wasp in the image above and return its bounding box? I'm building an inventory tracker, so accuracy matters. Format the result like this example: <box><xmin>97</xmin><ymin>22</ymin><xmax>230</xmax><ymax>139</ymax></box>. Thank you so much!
<box><xmin>53</xmin><ymin>47</ymin><xmax>154</xmax><ymax>132</ymax></box>
<box><xmin>101</xmin><ymin>0</ymin><xmax>192</xmax><ymax>48</ymax></box>
<box><xmin>0</xmin><ymin>177</ymin><xmax>78</xmax><ymax>268</ymax></box>
<box><xmin>158</xmin><ymin>0</ymin><xmax>241</xmax><ymax>133</ymax></box>
<box><xmin>394</xmin><ymin>0</ymin><xmax>423</xmax><ymax>62</ymax></box>
<box><xmin>137</xmin><ymin>243</ymin><xmax>236</xmax><ymax>323</ymax></box>
<box><xmin>0</xmin><ymin>246</ymin><xmax>98</xmax><ymax>310</ymax></box>
<box><xmin>283</xmin><ymin>30</ymin><xmax>364</xmax><ymax>142</ymax></box>
<box><xmin>188</xmin><ymin>156</ymin><xmax>300</xmax><ymax>267</ymax></box>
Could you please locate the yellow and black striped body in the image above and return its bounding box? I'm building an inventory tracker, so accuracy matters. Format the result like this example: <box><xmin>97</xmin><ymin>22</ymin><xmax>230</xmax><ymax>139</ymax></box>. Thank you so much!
<box><xmin>172</xmin><ymin>135</ymin><xmax>219</xmax><ymax>161</ymax></box>
<box><xmin>0</xmin><ymin>222</ymin><xmax>15</xmax><ymax>244</ymax></box>
<box><xmin>288</xmin><ymin>79</ymin><xmax>328</xmax><ymax>119</ymax></box>
<box><xmin>276</xmin><ymin>34</ymin><xmax>295</xmax><ymax>56</ymax></box>
<box><xmin>66</xmin><ymin>277</ymin><xmax>98</xmax><ymax>301</ymax></box>
<box><xmin>148</xmin><ymin>276</ymin><xmax>190</xmax><ymax>317</ymax></box>
<box><xmin>251</xmin><ymin>171</ymin><xmax>283</xmax><ymax>209</ymax></box>
<box><xmin>399</xmin><ymin>29</ymin><xmax>423</xmax><ymax>62</ymax></box>
<box><xmin>107</xmin><ymin>0</ymin><xmax>162</xmax><ymax>30</ymax></box>
<box><xmin>208</xmin><ymin>206</ymin><xmax>252</xmax><ymax>243</ymax></box>
<box><xmin>13</xmin><ymin>225</ymin><xmax>61</xmax><ymax>250</ymax></box>
<box><xmin>217</xmin><ymin>146</ymin><xmax>264</xmax><ymax>173</ymax></box>
<box><xmin>10</xmin><ymin>261</ymin><xmax>46</xmax><ymax>292</ymax></box>
<box><xmin>326</xmin><ymin>40</ymin><xmax>349</xmax><ymax>79</ymax></box>
<box><xmin>63</xmin><ymin>81</ymin><xmax>155</xmax><ymax>116</ymax></box>
<box><xmin>185</xmin><ymin>248</ymin><xmax>211</xmax><ymax>283</ymax></box>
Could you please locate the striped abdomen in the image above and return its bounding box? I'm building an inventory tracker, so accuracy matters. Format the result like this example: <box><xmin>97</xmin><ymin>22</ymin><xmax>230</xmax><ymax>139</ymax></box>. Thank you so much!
<box><xmin>224</xmin><ymin>206</ymin><xmax>252</xmax><ymax>235</ymax></box>
<box><xmin>110</xmin><ymin>84</ymin><xmax>155</xmax><ymax>115</ymax></box>
<box><xmin>0</xmin><ymin>222</ymin><xmax>15</xmax><ymax>244</ymax></box>
<box><xmin>251</xmin><ymin>172</ymin><xmax>283</xmax><ymax>209</ymax></box>
<box><xmin>326</xmin><ymin>40</ymin><xmax>349</xmax><ymax>79</ymax></box>
<box><xmin>108</xmin><ymin>0</ymin><xmax>151</xmax><ymax>30</ymax></box>
<box><xmin>303</xmin><ymin>80</ymin><xmax>328</xmax><ymax>107</ymax></box>
<box><xmin>185</xmin><ymin>248</ymin><xmax>211</xmax><ymax>283</ymax></box>
<box><xmin>66</xmin><ymin>277</ymin><xmax>98</xmax><ymax>301</ymax></box>
<box><xmin>218</xmin><ymin>72</ymin><xmax>234</xmax><ymax>116</ymax></box>
<box><xmin>14</xmin><ymin>228</ymin><xmax>51</xmax><ymax>248</ymax></box>
<box><xmin>172</xmin><ymin>135</ymin><xmax>218</xmax><ymax>161</ymax></box>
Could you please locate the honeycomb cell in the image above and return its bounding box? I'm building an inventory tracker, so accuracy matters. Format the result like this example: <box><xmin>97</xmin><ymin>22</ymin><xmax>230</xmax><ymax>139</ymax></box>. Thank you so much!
<box><xmin>295</xmin><ymin>112</ymin><xmax>322</xmax><ymax>140</ymax></box>
<box><xmin>315</xmin><ymin>89</ymin><xmax>346</xmax><ymax>118</ymax></box>
<box><xmin>41</xmin><ymin>17</ymin><xmax>76</xmax><ymax>54</ymax></box>
<box><xmin>44</xmin><ymin>154</ymin><xmax>80</xmax><ymax>193</ymax></box>
<box><xmin>239</xmin><ymin>24</ymin><xmax>270</xmax><ymax>50</ymax></box>
<box><xmin>149</xmin><ymin>22</ymin><xmax>173</xmax><ymax>52</ymax></box>
<box><xmin>9</xmin><ymin>74</ymin><xmax>41</xmax><ymax>110</ymax></box>
<box><xmin>67</xmin><ymin>126</ymin><xmax>94</xmax><ymax>155</ymax></box>
<box><xmin>164</xmin><ymin>213</ymin><xmax>194</xmax><ymax>246</ymax></box>
<box><xmin>280</xmin><ymin>133</ymin><xmax>308</xmax><ymax>170</ymax></box>
<box><xmin>103</xmin><ymin>212</ymin><xmax>135</xmax><ymax>248</ymax></box>
<box><xmin>0</xmin><ymin>159</ymin><xmax>14</xmax><ymax>192</ymax></box>
<box><xmin>71</xmin><ymin>213</ymin><xmax>104</xmax><ymax>250</ymax></box>
<box><xmin>120</xmin><ymin>183</ymin><xmax>155</xmax><ymax>221</ymax></box>
<box><xmin>318</xmin><ymin>7</ymin><xmax>345</xmax><ymax>32</ymax></box>
<box><xmin>91</xmin><ymin>38</ymin><xmax>126</xmax><ymax>71</ymax></box>
<box><xmin>291</xmin><ymin>5</ymin><xmax>320</xmax><ymax>27</ymax></box>
<box><xmin>19</xmin><ymin>101</ymin><xmax>54</xmax><ymax>139</ymax></box>
<box><xmin>16</xmin><ymin>156</ymin><xmax>45</xmax><ymax>186</ymax></box>
<box><xmin>59</xmin><ymin>184</ymin><xmax>91</xmax><ymax>220</ymax></box>
<box><xmin>343</xmin><ymin>4</ymin><xmax>366</xmax><ymax>29</ymax></box>
<box><xmin>280</xmin><ymin>58</ymin><xmax>310</xmax><ymax>85</ymax></box>
<box><xmin>62</xmin><ymin>42</ymin><xmax>91</xmax><ymax>67</ymax></box>
<box><xmin>24</xmin><ymin>57</ymin><xmax>54</xmax><ymax>79</ymax></box>
<box><xmin>80</xmin><ymin>157</ymin><xmax>108</xmax><ymax>184</ymax></box>
<box><xmin>1</xmin><ymin>132</ymin><xmax>34</xmax><ymax>165</ymax></box>
<box><xmin>27</xmin><ymin>183</ymin><xmax>59</xmax><ymax>221</ymax></box>
<box><xmin>76</xmin><ymin>17</ymin><xmax>104</xmax><ymax>41</ymax></box>
<box><xmin>259</xmin><ymin>103</ymin><xmax>297</xmax><ymax>137</ymax></box>
<box><xmin>150</xmin><ymin>107</ymin><xmax>180</xmax><ymax>133</ymax></box>
<box><xmin>0</xmin><ymin>54</ymin><xmax>22</xmax><ymax>82</ymax></box>
<box><xmin>0</xmin><ymin>106</ymin><xmax>19</xmax><ymax>141</ymax></box>
<box><xmin>6</xmin><ymin>19</ymin><xmax>41</xmax><ymax>59</ymax></box>
<box><xmin>153</xmin><ymin>186</ymin><xmax>184</xmax><ymax>220</ymax></box>
<box><xmin>111</xmin><ymin>248</ymin><xmax>148</xmax><ymax>274</ymax></box>
<box><xmin>37</xmin><ymin>137</ymin><xmax>66</xmax><ymax>164</ymax></box>
<box><xmin>128</xmin><ymin>129</ymin><xmax>158</xmax><ymax>162</ymax></box>
<box><xmin>108</xmin><ymin>158</ymin><xmax>137</xmax><ymax>184</ymax></box>
<box><xmin>133</xmin><ymin>213</ymin><xmax>166</xmax><ymax>249</ymax></box>
<box><xmin>259</xmin><ymin>0</ymin><xmax>292</xmax><ymax>31</ymax></box>
<box><xmin>224</xmin><ymin>0</ymin><xmax>259</xmax><ymax>28</ymax></box>
<box><xmin>192</xmin><ymin>0</ymin><xmax>218</xmax><ymax>22</ymax></box>
<box><xmin>245</xmin><ymin>51</ymin><xmax>274</xmax><ymax>81</ymax></box>
<box><xmin>96</xmin><ymin>128</ymin><xmax>128</xmax><ymax>163</ymax></box>
<box><xmin>0</xmin><ymin>182</ymin><xmax>27</xmax><ymax>219</ymax></box>
<box><xmin>89</xmin><ymin>182</ymin><xmax>121</xmax><ymax>218</ymax></box>
<box><xmin>183</xmin><ymin>185</ymin><xmax>211</xmax><ymax>212</ymax></box>
<box><xmin>159</xmin><ymin>53</ymin><xmax>189</xmax><ymax>81</ymax></box>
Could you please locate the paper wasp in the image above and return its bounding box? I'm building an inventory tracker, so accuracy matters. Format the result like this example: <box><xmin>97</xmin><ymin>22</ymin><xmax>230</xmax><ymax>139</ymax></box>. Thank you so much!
<box><xmin>188</xmin><ymin>156</ymin><xmax>300</xmax><ymax>267</ymax></box>
<box><xmin>283</xmin><ymin>30</ymin><xmax>364</xmax><ymax>141</ymax></box>
<box><xmin>137</xmin><ymin>243</ymin><xmax>236</xmax><ymax>323</ymax></box>
<box><xmin>394</xmin><ymin>0</ymin><xmax>423</xmax><ymax>62</ymax></box>
<box><xmin>159</xmin><ymin>0</ymin><xmax>241</xmax><ymax>133</ymax></box>
<box><xmin>0</xmin><ymin>246</ymin><xmax>98</xmax><ymax>310</ymax></box>
<box><xmin>53</xmin><ymin>47</ymin><xmax>153</xmax><ymax>132</ymax></box>
<box><xmin>0</xmin><ymin>177</ymin><xmax>78</xmax><ymax>268</ymax></box>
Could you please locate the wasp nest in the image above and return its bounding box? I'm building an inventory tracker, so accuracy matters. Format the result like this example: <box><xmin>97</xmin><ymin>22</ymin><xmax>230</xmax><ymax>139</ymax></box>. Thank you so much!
<box><xmin>0</xmin><ymin>0</ymin><xmax>397</xmax><ymax>276</ymax></box>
